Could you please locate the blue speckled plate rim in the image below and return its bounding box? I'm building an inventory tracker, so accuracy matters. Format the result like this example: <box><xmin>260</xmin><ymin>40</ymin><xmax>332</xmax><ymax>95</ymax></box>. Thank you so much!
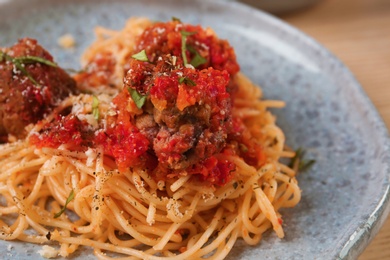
<box><xmin>1</xmin><ymin>0</ymin><xmax>390</xmax><ymax>259</ymax></box>
<box><xmin>222</xmin><ymin>2</ymin><xmax>390</xmax><ymax>258</ymax></box>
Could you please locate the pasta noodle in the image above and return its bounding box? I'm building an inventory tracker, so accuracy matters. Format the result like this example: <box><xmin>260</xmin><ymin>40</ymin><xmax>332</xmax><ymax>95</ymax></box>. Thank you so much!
<box><xmin>0</xmin><ymin>17</ymin><xmax>301</xmax><ymax>259</ymax></box>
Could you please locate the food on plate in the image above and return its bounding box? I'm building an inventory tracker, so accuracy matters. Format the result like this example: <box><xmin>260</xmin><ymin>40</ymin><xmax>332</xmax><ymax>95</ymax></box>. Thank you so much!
<box><xmin>0</xmin><ymin>38</ymin><xmax>78</xmax><ymax>142</ymax></box>
<box><xmin>0</xmin><ymin>17</ymin><xmax>301</xmax><ymax>259</ymax></box>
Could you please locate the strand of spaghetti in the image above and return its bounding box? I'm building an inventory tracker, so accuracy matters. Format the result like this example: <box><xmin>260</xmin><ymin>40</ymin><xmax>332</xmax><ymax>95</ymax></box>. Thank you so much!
<box><xmin>241</xmin><ymin>189</ymin><xmax>264</xmax><ymax>236</ymax></box>
<box><xmin>274</xmin><ymin>175</ymin><xmax>301</xmax><ymax>208</ymax></box>
<box><xmin>107</xmin><ymin>224</ymin><xmax>142</xmax><ymax>248</ymax></box>
<box><xmin>128</xmin><ymin>218</ymin><xmax>182</xmax><ymax>243</ymax></box>
<box><xmin>105</xmin><ymin>181</ymin><xmax>166</xmax><ymax>221</ymax></box>
<box><xmin>260</xmin><ymin>100</ymin><xmax>286</xmax><ymax>108</ymax></box>
<box><xmin>59</xmin><ymin>229</ymin><xmax>72</xmax><ymax>257</ymax></box>
<box><xmin>38</xmin><ymin>156</ymin><xmax>65</xmax><ymax>176</ymax></box>
<box><xmin>73</xmin><ymin>185</ymin><xmax>95</xmax><ymax>221</ymax></box>
<box><xmin>1</xmin><ymin>147</ymin><xmax>32</xmax><ymax>169</ymax></box>
<box><xmin>113</xmin><ymin>197</ymin><xmax>150</xmax><ymax>227</ymax></box>
<box><xmin>212</xmin><ymin>227</ymin><xmax>240</xmax><ymax>260</ymax></box>
<box><xmin>138</xmin><ymin>170</ymin><xmax>158</xmax><ymax>190</ymax></box>
<box><xmin>0</xmin><ymin>140</ymin><xmax>26</xmax><ymax>157</ymax></box>
<box><xmin>262</xmin><ymin>178</ymin><xmax>278</xmax><ymax>203</ymax></box>
<box><xmin>0</xmin><ymin>157</ymin><xmax>46</xmax><ymax>179</ymax></box>
<box><xmin>90</xmin><ymin>147</ymin><xmax>106</xmax><ymax>236</ymax></box>
<box><xmin>46</xmin><ymin>175</ymin><xmax>74</xmax><ymax>209</ymax></box>
<box><xmin>167</xmin><ymin>192</ymin><xmax>201</xmax><ymax>223</ymax></box>
<box><xmin>172</xmin><ymin>188</ymin><xmax>193</xmax><ymax>201</ymax></box>
<box><xmin>277</xmin><ymin>163</ymin><xmax>296</xmax><ymax>177</ymax></box>
<box><xmin>0</xmin><ymin>215</ymin><xmax>27</xmax><ymax>240</ymax></box>
<box><xmin>252</xmin><ymin>184</ymin><xmax>284</xmax><ymax>238</ymax></box>
<box><xmin>62</xmin><ymin>156</ymin><xmax>96</xmax><ymax>177</ymax></box>
<box><xmin>25</xmin><ymin>213</ymin><xmax>49</xmax><ymax>235</ymax></box>
<box><xmin>16</xmin><ymin>233</ymin><xmax>47</xmax><ymax>243</ymax></box>
<box><xmin>192</xmin><ymin>213</ymin><xmax>209</xmax><ymax>231</ymax></box>
<box><xmin>6</xmin><ymin>172</ymin><xmax>27</xmax><ymax>215</ymax></box>
<box><xmin>221</xmin><ymin>199</ymin><xmax>236</xmax><ymax>212</ymax></box>
<box><xmin>130</xmin><ymin>172</ymin><xmax>173</xmax><ymax>208</ymax></box>
<box><xmin>50</xmin><ymin>230</ymin><xmax>153</xmax><ymax>259</ymax></box>
<box><xmin>154</xmin><ymin>207</ymin><xmax>225</xmax><ymax>260</ymax></box>
<box><xmin>104</xmin><ymin>196</ymin><xmax>160</xmax><ymax>246</ymax></box>
<box><xmin>234</xmin><ymin>73</ymin><xmax>262</xmax><ymax>97</ymax></box>
<box><xmin>274</xmin><ymin>183</ymin><xmax>296</xmax><ymax>209</ymax></box>
<box><xmin>232</xmin><ymin>108</ymin><xmax>261</xmax><ymax>118</ymax></box>
<box><xmin>279</xmin><ymin>150</ymin><xmax>296</xmax><ymax>158</ymax></box>
<box><xmin>0</xmin><ymin>203</ymin><xmax>18</xmax><ymax>214</ymax></box>
<box><xmin>170</xmin><ymin>175</ymin><xmax>191</xmax><ymax>192</ymax></box>
<box><xmin>193</xmin><ymin>216</ymin><xmax>241</xmax><ymax>258</ymax></box>
<box><xmin>153</xmin><ymin>222</ymin><xmax>182</xmax><ymax>250</ymax></box>
<box><xmin>24</xmin><ymin>171</ymin><xmax>45</xmax><ymax>205</ymax></box>
<box><xmin>197</xmin><ymin>177</ymin><xmax>255</xmax><ymax>207</ymax></box>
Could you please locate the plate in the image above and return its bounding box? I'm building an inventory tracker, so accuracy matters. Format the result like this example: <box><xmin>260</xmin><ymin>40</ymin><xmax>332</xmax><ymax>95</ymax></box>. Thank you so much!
<box><xmin>1</xmin><ymin>0</ymin><xmax>390</xmax><ymax>259</ymax></box>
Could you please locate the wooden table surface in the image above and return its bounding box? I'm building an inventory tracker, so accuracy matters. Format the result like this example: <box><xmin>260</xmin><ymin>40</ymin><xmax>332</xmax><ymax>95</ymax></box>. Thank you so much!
<box><xmin>278</xmin><ymin>0</ymin><xmax>390</xmax><ymax>259</ymax></box>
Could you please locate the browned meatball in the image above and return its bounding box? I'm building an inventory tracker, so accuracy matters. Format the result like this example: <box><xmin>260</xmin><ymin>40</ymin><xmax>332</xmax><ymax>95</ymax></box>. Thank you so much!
<box><xmin>0</xmin><ymin>38</ymin><xmax>78</xmax><ymax>141</ymax></box>
<box><xmin>124</xmin><ymin>55</ymin><xmax>232</xmax><ymax>170</ymax></box>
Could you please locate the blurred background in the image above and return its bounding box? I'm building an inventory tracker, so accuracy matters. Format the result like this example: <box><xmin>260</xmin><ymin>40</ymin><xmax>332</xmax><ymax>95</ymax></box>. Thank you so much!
<box><xmin>240</xmin><ymin>0</ymin><xmax>390</xmax><ymax>259</ymax></box>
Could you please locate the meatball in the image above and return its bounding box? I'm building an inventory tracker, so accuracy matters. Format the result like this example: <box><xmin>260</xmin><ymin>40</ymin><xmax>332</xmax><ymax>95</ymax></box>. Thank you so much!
<box><xmin>0</xmin><ymin>38</ymin><xmax>78</xmax><ymax>141</ymax></box>
<box><xmin>124</xmin><ymin>55</ymin><xmax>232</xmax><ymax>170</ymax></box>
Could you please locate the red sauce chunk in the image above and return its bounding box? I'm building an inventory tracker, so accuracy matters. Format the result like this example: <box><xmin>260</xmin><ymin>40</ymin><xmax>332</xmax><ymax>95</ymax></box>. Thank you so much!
<box><xmin>30</xmin><ymin>114</ymin><xmax>92</xmax><ymax>149</ymax></box>
<box><xmin>95</xmin><ymin>89</ymin><xmax>150</xmax><ymax>171</ymax></box>
<box><xmin>135</xmin><ymin>20</ymin><xmax>240</xmax><ymax>76</ymax></box>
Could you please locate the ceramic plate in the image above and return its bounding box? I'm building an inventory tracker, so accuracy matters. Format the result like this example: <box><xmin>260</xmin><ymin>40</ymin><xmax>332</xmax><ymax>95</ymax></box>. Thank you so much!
<box><xmin>1</xmin><ymin>0</ymin><xmax>389</xmax><ymax>259</ymax></box>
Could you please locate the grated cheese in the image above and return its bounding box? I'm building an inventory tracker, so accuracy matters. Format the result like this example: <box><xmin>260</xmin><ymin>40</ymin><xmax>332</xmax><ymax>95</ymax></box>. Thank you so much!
<box><xmin>57</xmin><ymin>34</ymin><xmax>76</xmax><ymax>49</ymax></box>
<box><xmin>37</xmin><ymin>245</ymin><xmax>58</xmax><ymax>259</ymax></box>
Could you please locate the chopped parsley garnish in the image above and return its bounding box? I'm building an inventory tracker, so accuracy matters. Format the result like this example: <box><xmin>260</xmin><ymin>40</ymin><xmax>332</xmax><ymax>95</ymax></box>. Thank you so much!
<box><xmin>92</xmin><ymin>95</ymin><xmax>100</xmax><ymax>120</ymax></box>
<box><xmin>239</xmin><ymin>143</ymin><xmax>248</xmax><ymax>153</ymax></box>
<box><xmin>128</xmin><ymin>87</ymin><xmax>147</xmax><ymax>109</ymax></box>
<box><xmin>172</xmin><ymin>16</ymin><xmax>182</xmax><ymax>23</ymax></box>
<box><xmin>0</xmin><ymin>51</ymin><xmax>57</xmax><ymax>86</ymax></box>
<box><xmin>13</xmin><ymin>55</ymin><xmax>57</xmax><ymax>67</ymax></box>
<box><xmin>178</xmin><ymin>76</ymin><xmax>196</xmax><ymax>86</ymax></box>
<box><xmin>187</xmin><ymin>45</ymin><xmax>207</xmax><ymax>68</ymax></box>
<box><xmin>289</xmin><ymin>148</ymin><xmax>316</xmax><ymax>173</ymax></box>
<box><xmin>54</xmin><ymin>190</ymin><xmax>74</xmax><ymax>218</ymax></box>
<box><xmin>131</xmin><ymin>49</ymin><xmax>150</xmax><ymax>62</ymax></box>
<box><xmin>180</xmin><ymin>30</ymin><xmax>197</xmax><ymax>66</ymax></box>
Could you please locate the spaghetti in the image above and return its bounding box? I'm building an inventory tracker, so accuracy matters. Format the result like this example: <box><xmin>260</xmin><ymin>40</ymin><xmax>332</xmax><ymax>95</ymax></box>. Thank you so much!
<box><xmin>0</xmin><ymin>18</ymin><xmax>301</xmax><ymax>259</ymax></box>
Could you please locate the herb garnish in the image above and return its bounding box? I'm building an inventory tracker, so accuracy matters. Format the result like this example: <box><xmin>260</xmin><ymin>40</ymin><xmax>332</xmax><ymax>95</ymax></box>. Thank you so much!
<box><xmin>128</xmin><ymin>87</ymin><xmax>147</xmax><ymax>109</ymax></box>
<box><xmin>0</xmin><ymin>51</ymin><xmax>57</xmax><ymax>85</ymax></box>
<box><xmin>289</xmin><ymin>148</ymin><xmax>316</xmax><ymax>173</ymax></box>
<box><xmin>13</xmin><ymin>55</ymin><xmax>57</xmax><ymax>67</ymax></box>
<box><xmin>180</xmin><ymin>30</ymin><xmax>197</xmax><ymax>66</ymax></box>
<box><xmin>54</xmin><ymin>190</ymin><xmax>74</xmax><ymax>218</ymax></box>
<box><xmin>178</xmin><ymin>76</ymin><xmax>196</xmax><ymax>86</ymax></box>
<box><xmin>239</xmin><ymin>143</ymin><xmax>249</xmax><ymax>153</ymax></box>
<box><xmin>0</xmin><ymin>50</ymin><xmax>57</xmax><ymax>86</ymax></box>
<box><xmin>172</xmin><ymin>16</ymin><xmax>182</xmax><ymax>23</ymax></box>
<box><xmin>131</xmin><ymin>50</ymin><xmax>150</xmax><ymax>62</ymax></box>
<box><xmin>187</xmin><ymin>45</ymin><xmax>207</xmax><ymax>68</ymax></box>
<box><xmin>92</xmin><ymin>95</ymin><xmax>100</xmax><ymax>120</ymax></box>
